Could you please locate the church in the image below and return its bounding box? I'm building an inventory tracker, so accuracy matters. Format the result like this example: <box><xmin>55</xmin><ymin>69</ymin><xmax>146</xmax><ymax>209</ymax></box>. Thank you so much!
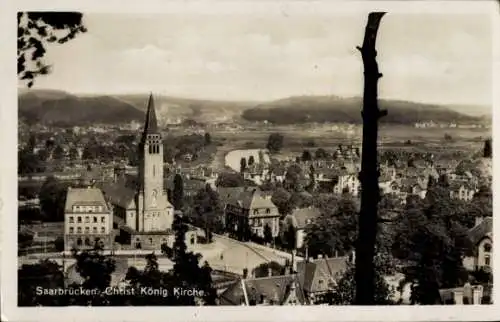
<box><xmin>64</xmin><ymin>93</ymin><xmax>197</xmax><ymax>251</ymax></box>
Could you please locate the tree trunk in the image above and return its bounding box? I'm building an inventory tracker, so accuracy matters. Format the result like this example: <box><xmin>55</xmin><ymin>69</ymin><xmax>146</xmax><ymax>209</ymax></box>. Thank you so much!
<box><xmin>354</xmin><ymin>12</ymin><xmax>386</xmax><ymax>305</ymax></box>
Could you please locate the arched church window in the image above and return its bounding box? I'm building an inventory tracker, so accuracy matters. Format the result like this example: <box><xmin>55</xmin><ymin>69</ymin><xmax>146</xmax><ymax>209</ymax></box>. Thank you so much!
<box><xmin>153</xmin><ymin>165</ymin><xmax>156</xmax><ymax>176</ymax></box>
<box><xmin>484</xmin><ymin>243</ymin><xmax>492</xmax><ymax>253</ymax></box>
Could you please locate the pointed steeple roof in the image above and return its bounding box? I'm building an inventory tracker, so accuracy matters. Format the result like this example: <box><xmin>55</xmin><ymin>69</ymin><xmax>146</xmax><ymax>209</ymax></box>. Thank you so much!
<box><xmin>142</xmin><ymin>92</ymin><xmax>159</xmax><ymax>135</ymax></box>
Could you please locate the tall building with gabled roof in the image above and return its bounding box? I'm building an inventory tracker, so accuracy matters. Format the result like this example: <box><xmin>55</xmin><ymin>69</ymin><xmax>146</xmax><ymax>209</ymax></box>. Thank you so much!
<box><xmin>95</xmin><ymin>94</ymin><xmax>196</xmax><ymax>250</ymax></box>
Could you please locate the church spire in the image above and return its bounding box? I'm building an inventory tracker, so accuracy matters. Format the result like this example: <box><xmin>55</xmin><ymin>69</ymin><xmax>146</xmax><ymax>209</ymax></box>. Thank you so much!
<box><xmin>143</xmin><ymin>92</ymin><xmax>159</xmax><ymax>135</ymax></box>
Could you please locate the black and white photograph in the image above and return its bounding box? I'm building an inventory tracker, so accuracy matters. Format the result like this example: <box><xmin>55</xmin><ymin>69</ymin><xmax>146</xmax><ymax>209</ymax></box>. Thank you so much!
<box><xmin>1</xmin><ymin>0</ymin><xmax>498</xmax><ymax>320</ymax></box>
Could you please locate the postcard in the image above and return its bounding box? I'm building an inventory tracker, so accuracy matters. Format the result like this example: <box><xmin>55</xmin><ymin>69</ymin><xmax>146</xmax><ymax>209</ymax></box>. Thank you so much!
<box><xmin>1</xmin><ymin>0</ymin><xmax>498</xmax><ymax>321</ymax></box>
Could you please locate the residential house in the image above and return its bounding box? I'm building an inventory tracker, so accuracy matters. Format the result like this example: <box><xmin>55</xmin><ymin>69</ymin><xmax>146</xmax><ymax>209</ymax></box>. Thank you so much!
<box><xmin>463</xmin><ymin>216</ymin><xmax>492</xmax><ymax>271</ymax></box>
<box><xmin>402</xmin><ymin>178</ymin><xmax>427</xmax><ymax>199</ymax></box>
<box><xmin>449</xmin><ymin>182</ymin><xmax>477</xmax><ymax>201</ymax></box>
<box><xmin>224</xmin><ymin>188</ymin><xmax>281</xmax><ymax>239</ymax></box>
<box><xmin>296</xmin><ymin>256</ymin><xmax>350</xmax><ymax>304</ymax></box>
<box><xmin>281</xmin><ymin>207</ymin><xmax>321</xmax><ymax>249</ymax></box>
<box><xmin>218</xmin><ymin>274</ymin><xmax>308</xmax><ymax>305</ymax></box>
<box><xmin>439</xmin><ymin>283</ymin><xmax>491</xmax><ymax>304</ymax></box>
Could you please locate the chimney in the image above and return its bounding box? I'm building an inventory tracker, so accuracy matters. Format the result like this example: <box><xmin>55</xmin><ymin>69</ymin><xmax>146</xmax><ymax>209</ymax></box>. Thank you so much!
<box><xmin>268</xmin><ymin>267</ymin><xmax>273</xmax><ymax>277</ymax></box>
<box><xmin>453</xmin><ymin>290</ymin><xmax>464</xmax><ymax>305</ymax></box>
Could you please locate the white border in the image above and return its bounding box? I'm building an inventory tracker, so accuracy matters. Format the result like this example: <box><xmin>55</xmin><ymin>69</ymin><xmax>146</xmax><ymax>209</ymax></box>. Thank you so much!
<box><xmin>1</xmin><ymin>0</ymin><xmax>499</xmax><ymax>321</ymax></box>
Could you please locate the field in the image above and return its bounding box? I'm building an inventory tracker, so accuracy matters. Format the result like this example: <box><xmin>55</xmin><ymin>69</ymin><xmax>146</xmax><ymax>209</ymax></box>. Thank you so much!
<box><xmin>208</xmin><ymin>124</ymin><xmax>491</xmax><ymax>167</ymax></box>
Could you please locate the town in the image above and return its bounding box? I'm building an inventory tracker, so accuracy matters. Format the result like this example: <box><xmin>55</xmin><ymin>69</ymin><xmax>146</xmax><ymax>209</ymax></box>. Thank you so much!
<box><xmin>18</xmin><ymin>92</ymin><xmax>492</xmax><ymax>306</ymax></box>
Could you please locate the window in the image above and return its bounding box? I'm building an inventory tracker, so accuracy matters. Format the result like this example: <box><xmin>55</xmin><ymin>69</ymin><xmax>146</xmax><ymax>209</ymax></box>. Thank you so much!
<box><xmin>93</xmin><ymin>216</ymin><xmax>97</xmax><ymax>223</ymax></box>
<box><xmin>153</xmin><ymin>165</ymin><xmax>156</xmax><ymax>176</ymax></box>
<box><xmin>484</xmin><ymin>243</ymin><xmax>492</xmax><ymax>253</ymax></box>
<box><xmin>485</xmin><ymin>255</ymin><xmax>490</xmax><ymax>266</ymax></box>
<box><xmin>93</xmin><ymin>227</ymin><xmax>97</xmax><ymax>234</ymax></box>
<box><xmin>101</xmin><ymin>216</ymin><xmax>106</xmax><ymax>223</ymax></box>
<box><xmin>266</xmin><ymin>208</ymin><xmax>270</xmax><ymax>214</ymax></box>
<box><xmin>84</xmin><ymin>237</ymin><xmax>91</xmax><ymax>246</ymax></box>
<box><xmin>77</xmin><ymin>227</ymin><xmax>82</xmax><ymax>234</ymax></box>
<box><xmin>101</xmin><ymin>227</ymin><xmax>105</xmax><ymax>234</ymax></box>
<box><xmin>77</xmin><ymin>238</ymin><xmax>82</xmax><ymax>246</ymax></box>
<box><xmin>85</xmin><ymin>216</ymin><xmax>90</xmax><ymax>223</ymax></box>
<box><xmin>69</xmin><ymin>227</ymin><xmax>74</xmax><ymax>234</ymax></box>
<box><xmin>69</xmin><ymin>216</ymin><xmax>74</xmax><ymax>223</ymax></box>
<box><xmin>77</xmin><ymin>216</ymin><xmax>82</xmax><ymax>223</ymax></box>
<box><xmin>149</xmin><ymin>238</ymin><xmax>153</xmax><ymax>244</ymax></box>
<box><xmin>85</xmin><ymin>227</ymin><xmax>90</xmax><ymax>234</ymax></box>
<box><xmin>254</xmin><ymin>209</ymin><xmax>258</xmax><ymax>215</ymax></box>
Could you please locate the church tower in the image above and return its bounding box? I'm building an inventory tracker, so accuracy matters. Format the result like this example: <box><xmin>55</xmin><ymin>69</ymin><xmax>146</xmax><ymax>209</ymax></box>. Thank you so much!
<box><xmin>137</xmin><ymin>93</ymin><xmax>173</xmax><ymax>232</ymax></box>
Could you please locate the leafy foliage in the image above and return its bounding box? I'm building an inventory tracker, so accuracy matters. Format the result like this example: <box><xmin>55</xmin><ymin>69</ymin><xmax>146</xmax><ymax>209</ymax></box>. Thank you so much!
<box><xmin>263</xmin><ymin>224</ymin><xmax>273</xmax><ymax>244</ymax></box>
<box><xmin>316</xmin><ymin>253</ymin><xmax>396</xmax><ymax>305</ymax></box>
<box><xmin>18</xmin><ymin>12</ymin><xmax>87</xmax><ymax>87</ymax></box>
<box><xmin>193</xmin><ymin>185</ymin><xmax>224</xmax><ymax>241</ymax></box>
<box><xmin>305</xmin><ymin>196</ymin><xmax>358</xmax><ymax>258</ymax></box>
<box><xmin>282</xmin><ymin>223</ymin><xmax>297</xmax><ymax>251</ymax></box>
<box><xmin>18</xmin><ymin>149</ymin><xmax>45</xmax><ymax>174</ymax></box>
<box><xmin>483</xmin><ymin>138</ymin><xmax>492</xmax><ymax>158</ymax></box>
<box><xmin>172</xmin><ymin>174</ymin><xmax>184</xmax><ymax>210</ymax></box>
<box><xmin>18</xmin><ymin>259</ymin><xmax>67</xmax><ymax>306</ymax></box>
<box><xmin>266</xmin><ymin>133</ymin><xmax>284</xmax><ymax>153</ymax></box>
<box><xmin>392</xmin><ymin>181</ymin><xmax>473</xmax><ymax>304</ymax></box>
<box><xmin>252</xmin><ymin>261</ymin><xmax>286</xmax><ymax>278</ymax></box>
<box><xmin>38</xmin><ymin>176</ymin><xmax>68</xmax><ymax>221</ymax></box>
<box><xmin>271</xmin><ymin>188</ymin><xmax>292</xmax><ymax>216</ymax></box>
<box><xmin>215</xmin><ymin>172</ymin><xmax>245</xmax><ymax>187</ymax></box>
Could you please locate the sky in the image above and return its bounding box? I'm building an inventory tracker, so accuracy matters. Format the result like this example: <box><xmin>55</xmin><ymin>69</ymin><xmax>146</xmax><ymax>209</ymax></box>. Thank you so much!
<box><xmin>30</xmin><ymin>12</ymin><xmax>492</xmax><ymax>106</ymax></box>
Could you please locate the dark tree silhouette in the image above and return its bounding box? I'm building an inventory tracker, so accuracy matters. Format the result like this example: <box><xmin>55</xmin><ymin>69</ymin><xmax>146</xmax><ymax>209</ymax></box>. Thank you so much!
<box><xmin>263</xmin><ymin>224</ymin><xmax>273</xmax><ymax>244</ymax></box>
<box><xmin>283</xmin><ymin>223</ymin><xmax>297</xmax><ymax>251</ymax></box>
<box><xmin>204</xmin><ymin>132</ymin><xmax>211</xmax><ymax>145</ymax></box>
<box><xmin>483</xmin><ymin>138</ymin><xmax>492</xmax><ymax>158</ymax></box>
<box><xmin>172</xmin><ymin>174</ymin><xmax>184</xmax><ymax>210</ymax></box>
<box><xmin>271</xmin><ymin>188</ymin><xmax>292</xmax><ymax>216</ymax></box>
<box><xmin>18</xmin><ymin>12</ymin><xmax>87</xmax><ymax>87</ymax></box>
<box><xmin>193</xmin><ymin>185</ymin><xmax>223</xmax><ymax>242</ymax></box>
<box><xmin>52</xmin><ymin>145</ymin><xmax>65</xmax><ymax>160</ymax></box>
<box><xmin>215</xmin><ymin>172</ymin><xmax>245</xmax><ymax>187</ymax></box>
<box><xmin>301</xmin><ymin>150</ymin><xmax>312</xmax><ymax>161</ymax></box>
<box><xmin>354</xmin><ymin>12</ymin><xmax>387</xmax><ymax>305</ymax></box>
<box><xmin>252</xmin><ymin>261</ymin><xmax>285</xmax><ymax>278</ymax></box>
<box><xmin>240</xmin><ymin>157</ymin><xmax>247</xmax><ymax>173</ymax></box>
<box><xmin>18</xmin><ymin>259</ymin><xmax>67</xmax><ymax>306</ymax></box>
<box><xmin>315</xmin><ymin>148</ymin><xmax>329</xmax><ymax>159</ymax></box>
<box><xmin>38</xmin><ymin>176</ymin><xmax>67</xmax><ymax>221</ymax></box>
<box><xmin>69</xmin><ymin>146</ymin><xmax>79</xmax><ymax>160</ymax></box>
<box><xmin>266</xmin><ymin>133</ymin><xmax>284</xmax><ymax>153</ymax></box>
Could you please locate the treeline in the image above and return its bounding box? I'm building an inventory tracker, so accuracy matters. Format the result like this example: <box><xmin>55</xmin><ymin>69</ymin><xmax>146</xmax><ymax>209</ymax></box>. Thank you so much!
<box><xmin>241</xmin><ymin>97</ymin><xmax>479</xmax><ymax>125</ymax></box>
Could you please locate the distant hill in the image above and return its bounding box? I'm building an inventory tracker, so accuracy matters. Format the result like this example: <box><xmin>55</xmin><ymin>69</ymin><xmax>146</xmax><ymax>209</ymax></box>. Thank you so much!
<box><xmin>18</xmin><ymin>90</ymin><xmax>487</xmax><ymax>126</ymax></box>
<box><xmin>18</xmin><ymin>89</ymin><xmax>144</xmax><ymax>126</ymax></box>
<box><xmin>241</xmin><ymin>96</ymin><xmax>485</xmax><ymax>125</ymax></box>
<box><xmin>18</xmin><ymin>89</ymin><xmax>257</xmax><ymax>126</ymax></box>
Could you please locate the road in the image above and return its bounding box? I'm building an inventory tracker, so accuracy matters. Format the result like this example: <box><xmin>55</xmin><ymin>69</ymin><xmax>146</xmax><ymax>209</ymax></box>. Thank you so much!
<box><xmin>18</xmin><ymin>233</ymin><xmax>297</xmax><ymax>276</ymax></box>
